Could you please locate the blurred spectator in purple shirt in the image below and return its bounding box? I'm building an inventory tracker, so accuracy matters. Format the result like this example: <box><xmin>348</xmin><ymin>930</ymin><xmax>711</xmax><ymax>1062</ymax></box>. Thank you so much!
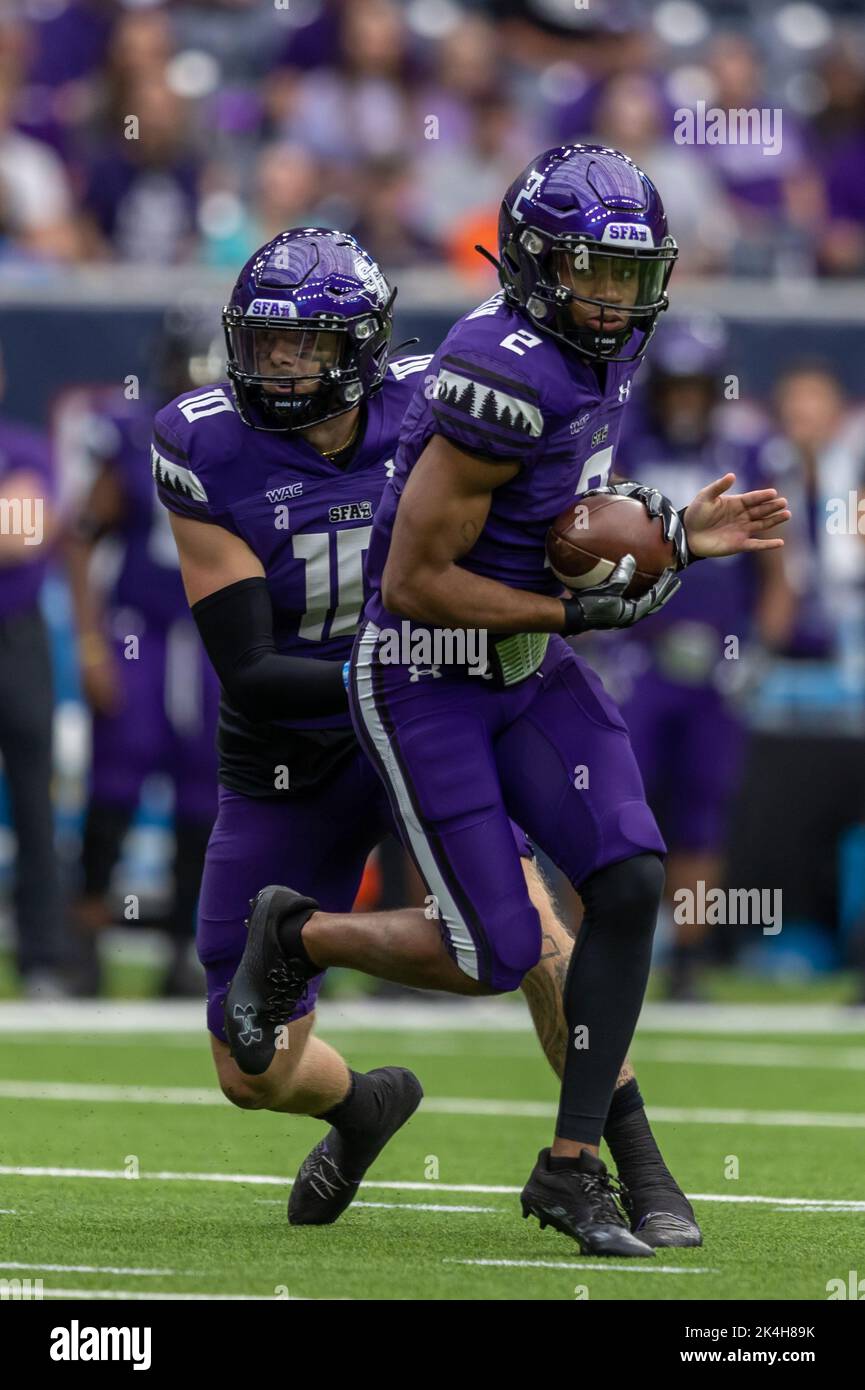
<box><xmin>810</xmin><ymin>44</ymin><xmax>865</xmax><ymax>276</ymax></box>
<box><xmin>200</xmin><ymin>141</ymin><xmax>326</xmax><ymax>268</ymax></box>
<box><xmin>82</xmin><ymin>73</ymin><xmax>201</xmax><ymax>263</ymax></box>
<box><xmin>0</xmin><ymin>58</ymin><xmax>81</xmax><ymax>261</ymax></box>
<box><xmin>699</xmin><ymin>34</ymin><xmax>823</xmax><ymax>274</ymax></box>
<box><xmin>268</xmin><ymin>0</ymin><xmax>414</xmax><ymax>166</ymax></box>
<box><xmin>350</xmin><ymin>154</ymin><xmax>442</xmax><ymax>273</ymax></box>
<box><xmin>590</xmin><ymin>73</ymin><xmax>735</xmax><ymax>276</ymax></box>
<box><xmin>411</xmin><ymin>12</ymin><xmax>503</xmax><ymax>151</ymax></box>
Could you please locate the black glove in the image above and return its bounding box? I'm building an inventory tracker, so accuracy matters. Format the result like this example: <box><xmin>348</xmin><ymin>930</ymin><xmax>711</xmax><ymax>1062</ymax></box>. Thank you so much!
<box><xmin>583</xmin><ymin>481</ymin><xmax>695</xmax><ymax>569</ymax></box>
<box><xmin>561</xmin><ymin>554</ymin><xmax>681</xmax><ymax>636</ymax></box>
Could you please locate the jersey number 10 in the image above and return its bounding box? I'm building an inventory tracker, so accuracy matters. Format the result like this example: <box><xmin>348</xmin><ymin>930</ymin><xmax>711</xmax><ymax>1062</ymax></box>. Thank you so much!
<box><xmin>292</xmin><ymin>526</ymin><xmax>372</xmax><ymax>642</ymax></box>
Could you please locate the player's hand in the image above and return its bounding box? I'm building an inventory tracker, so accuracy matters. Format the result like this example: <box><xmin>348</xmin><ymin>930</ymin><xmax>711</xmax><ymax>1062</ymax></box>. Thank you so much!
<box><xmin>79</xmin><ymin>636</ymin><xmax>121</xmax><ymax>715</ymax></box>
<box><xmin>561</xmin><ymin>554</ymin><xmax>681</xmax><ymax>635</ymax></box>
<box><xmin>683</xmin><ymin>473</ymin><xmax>791</xmax><ymax>559</ymax></box>
<box><xmin>584</xmin><ymin>481</ymin><xmax>689</xmax><ymax>568</ymax></box>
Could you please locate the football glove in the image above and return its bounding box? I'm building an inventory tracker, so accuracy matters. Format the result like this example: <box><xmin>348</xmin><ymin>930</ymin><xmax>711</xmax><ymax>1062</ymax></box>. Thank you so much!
<box><xmin>583</xmin><ymin>481</ymin><xmax>695</xmax><ymax>569</ymax></box>
<box><xmin>561</xmin><ymin>554</ymin><xmax>681</xmax><ymax>636</ymax></box>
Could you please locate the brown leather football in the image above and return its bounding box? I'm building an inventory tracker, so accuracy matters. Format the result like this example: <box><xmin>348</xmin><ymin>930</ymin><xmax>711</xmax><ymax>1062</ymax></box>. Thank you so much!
<box><xmin>546</xmin><ymin>494</ymin><xmax>676</xmax><ymax>600</ymax></box>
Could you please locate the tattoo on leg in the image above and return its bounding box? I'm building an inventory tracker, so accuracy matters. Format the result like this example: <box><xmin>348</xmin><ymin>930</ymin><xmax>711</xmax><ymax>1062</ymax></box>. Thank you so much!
<box><xmin>522</xmin><ymin>935</ymin><xmax>570</xmax><ymax>1080</ymax></box>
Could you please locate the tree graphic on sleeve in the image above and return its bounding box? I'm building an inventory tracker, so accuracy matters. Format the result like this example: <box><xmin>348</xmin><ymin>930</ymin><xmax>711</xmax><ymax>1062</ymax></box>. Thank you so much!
<box><xmin>435</xmin><ymin>370</ymin><xmax>539</xmax><ymax>437</ymax></box>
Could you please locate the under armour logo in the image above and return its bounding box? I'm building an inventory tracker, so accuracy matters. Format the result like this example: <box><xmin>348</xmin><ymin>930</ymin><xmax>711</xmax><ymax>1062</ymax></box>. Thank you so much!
<box><xmin>408</xmin><ymin>664</ymin><xmax>442</xmax><ymax>681</ymax></box>
<box><xmin>618</xmin><ymin>380</ymin><xmax>632</xmax><ymax>404</ymax></box>
<box><xmin>233</xmin><ymin>1003</ymin><xmax>262</xmax><ymax>1045</ymax></box>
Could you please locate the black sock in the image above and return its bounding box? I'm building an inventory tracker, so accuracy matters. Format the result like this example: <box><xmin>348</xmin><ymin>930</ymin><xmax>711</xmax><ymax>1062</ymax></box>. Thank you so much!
<box><xmin>316</xmin><ymin>1070</ymin><xmax>379</xmax><ymax>1137</ymax></box>
<box><xmin>604</xmin><ymin>1085</ymin><xmax>680</xmax><ymax>1194</ymax></box>
<box><xmin>276</xmin><ymin>909</ymin><xmax>319</xmax><ymax>970</ymax></box>
<box><xmin>314</xmin><ymin>1070</ymin><xmax>387</xmax><ymax>1174</ymax></box>
<box><xmin>605</xmin><ymin>1077</ymin><xmax>645</xmax><ymax>1128</ymax></box>
<box><xmin>547</xmin><ymin>1150</ymin><xmax>595</xmax><ymax>1174</ymax></box>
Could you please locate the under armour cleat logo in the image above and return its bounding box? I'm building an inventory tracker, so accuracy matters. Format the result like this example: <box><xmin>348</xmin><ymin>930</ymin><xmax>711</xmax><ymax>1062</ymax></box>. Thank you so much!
<box><xmin>233</xmin><ymin>1003</ymin><xmax>263</xmax><ymax>1045</ymax></box>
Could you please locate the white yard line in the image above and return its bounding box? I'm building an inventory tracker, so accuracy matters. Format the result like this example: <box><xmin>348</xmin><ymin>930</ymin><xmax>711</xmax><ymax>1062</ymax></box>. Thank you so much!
<box><xmin>0</xmin><ymin>1261</ymin><xmax>176</xmax><ymax>1276</ymax></box>
<box><xmin>771</xmin><ymin>1205</ymin><xmax>865</xmax><ymax>1214</ymax></box>
<box><xmin>1</xmin><ymin>1079</ymin><xmax>863</xmax><ymax>1131</ymax></box>
<box><xmin>632</xmin><ymin>1039</ymin><xmax>865</xmax><ymax>1070</ymax></box>
<box><xmin>35</xmin><ymin>1287</ymin><xmax>309</xmax><ymax>1301</ymax></box>
<box><xmin>1</xmin><ymin>1164</ymin><xmax>862</xmax><ymax>1210</ymax></box>
<box><xmin>445</xmin><ymin>1258</ymin><xmax>719</xmax><ymax>1275</ymax></box>
<box><xmin>255</xmin><ymin>1197</ymin><xmax>500</xmax><ymax>1213</ymax></box>
<box><xmin>0</xmin><ymin>999</ymin><xmax>863</xmax><ymax>1035</ymax></box>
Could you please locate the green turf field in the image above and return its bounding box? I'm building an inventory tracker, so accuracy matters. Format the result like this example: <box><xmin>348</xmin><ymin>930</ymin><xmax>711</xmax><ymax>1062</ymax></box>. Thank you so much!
<box><xmin>1</xmin><ymin>1008</ymin><xmax>864</xmax><ymax>1301</ymax></box>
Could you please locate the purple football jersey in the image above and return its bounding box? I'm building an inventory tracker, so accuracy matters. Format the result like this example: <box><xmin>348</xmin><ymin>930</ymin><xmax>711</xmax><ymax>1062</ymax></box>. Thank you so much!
<box><xmin>153</xmin><ymin>360</ymin><xmax>429</xmax><ymax>736</ymax></box>
<box><xmin>615</xmin><ymin>427</ymin><xmax>768</xmax><ymax>642</ymax></box>
<box><xmin>365</xmin><ymin>291</ymin><xmax>641</xmax><ymax>625</ymax></box>
<box><xmin>87</xmin><ymin>398</ymin><xmax>189</xmax><ymax>629</ymax></box>
<box><xmin>0</xmin><ymin>420</ymin><xmax>55</xmax><ymax>621</ymax></box>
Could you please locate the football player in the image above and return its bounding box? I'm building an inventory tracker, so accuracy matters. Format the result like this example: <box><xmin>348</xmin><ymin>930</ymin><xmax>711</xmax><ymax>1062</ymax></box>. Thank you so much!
<box><xmin>157</xmin><ymin>226</ymin><xmax>697</xmax><ymax>1242</ymax></box>
<box><xmin>227</xmin><ymin>153</ymin><xmax>790</xmax><ymax>1254</ymax></box>
<box><xmin>0</xmin><ymin>345</ymin><xmax>65</xmax><ymax>996</ymax></box>
<box><xmin>65</xmin><ymin>319</ymin><xmax>222</xmax><ymax>996</ymax></box>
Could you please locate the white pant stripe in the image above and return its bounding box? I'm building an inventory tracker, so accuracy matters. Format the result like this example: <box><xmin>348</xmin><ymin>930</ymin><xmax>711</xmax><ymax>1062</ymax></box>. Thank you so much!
<box><xmin>354</xmin><ymin>623</ymin><xmax>479</xmax><ymax>981</ymax></box>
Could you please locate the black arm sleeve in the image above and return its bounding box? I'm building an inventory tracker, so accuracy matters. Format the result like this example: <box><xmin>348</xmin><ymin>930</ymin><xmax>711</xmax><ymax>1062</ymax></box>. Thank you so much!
<box><xmin>191</xmin><ymin>577</ymin><xmax>349</xmax><ymax>722</ymax></box>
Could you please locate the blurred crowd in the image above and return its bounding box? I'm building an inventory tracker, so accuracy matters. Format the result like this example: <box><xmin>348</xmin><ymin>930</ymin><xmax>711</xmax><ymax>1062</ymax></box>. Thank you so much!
<box><xmin>2</xmin><ymin>0</ymin><xmax>865</xmax><ymax>279</ymax></box>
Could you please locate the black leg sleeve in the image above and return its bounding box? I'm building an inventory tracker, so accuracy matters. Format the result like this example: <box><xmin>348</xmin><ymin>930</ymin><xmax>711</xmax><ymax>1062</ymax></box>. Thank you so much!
<box><xmin>557</xmin><ymin>853</ymin><xmax>664</xmax><ymax>1145</ymax></box>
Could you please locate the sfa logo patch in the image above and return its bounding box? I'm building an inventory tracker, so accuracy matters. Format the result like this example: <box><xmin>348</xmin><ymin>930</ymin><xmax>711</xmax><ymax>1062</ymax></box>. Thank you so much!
<box><xmin>329</xmin><ymin>501</ymin><xmax>373</xmax><ymax>523</ymax></box>
<box><xmin>600</xmin><ymin>223</ymin><xmax>654</xmax><ymax>247</ymax></box>
<box><xmin>246</xmin><ymin>298</ymin><xmax>299</xmax><ymax>318</ymax></box>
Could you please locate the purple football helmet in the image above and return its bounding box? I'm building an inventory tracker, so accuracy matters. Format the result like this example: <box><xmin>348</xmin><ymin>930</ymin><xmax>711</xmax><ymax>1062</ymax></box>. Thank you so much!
<box><xmin>223</xmin><ymin>227</ymin><xmax>395</xmax><ymax>432</ymax></box>
<box><xmin>649</xmin><ymin>316</ymin><xmax>729</xmax><ymax>445</ymax></box>
<box><xmin>650</xmin><ymin>315</ymin><xmax>728</xmax><ymax>379</ymax></box>
<box><xmin>497</xmin><ymin>145</ymin><xmax>677</xmax><ymax>363</ymax></box>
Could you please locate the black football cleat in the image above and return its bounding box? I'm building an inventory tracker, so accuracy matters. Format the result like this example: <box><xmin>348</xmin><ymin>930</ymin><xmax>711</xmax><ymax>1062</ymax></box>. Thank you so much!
<box><xmin>521</xmin><ymin>1149</ymin><xmax>655</xmax><ymax>1257</ymax></box>
<box><xmin>224</xmin><ymin>885</ymin><xmax>319</xmax><ymax>1076</ymax></box>
<box><xmin>289</xmin><ymin>1067</ymin><xmax>424</xmax><ymax>1226</ymax></box>
<box><xmin>622</xmin><ymin>1182</ymin><xmax>703</xmax><ymax>1248</ymax></box>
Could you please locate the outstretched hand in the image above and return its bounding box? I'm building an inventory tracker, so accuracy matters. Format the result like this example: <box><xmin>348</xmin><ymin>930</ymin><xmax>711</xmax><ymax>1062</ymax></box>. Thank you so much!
<box><xmin>685</xmin><ymin>473</ymin><xmax>791</xmax><ymax>559</ymax></box>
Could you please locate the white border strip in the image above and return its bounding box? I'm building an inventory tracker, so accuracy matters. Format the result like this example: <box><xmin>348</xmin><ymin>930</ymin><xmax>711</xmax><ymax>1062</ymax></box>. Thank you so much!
<box><xmin>354</xmin><ymin>623</ymin><xmax>479</xmax><ymax>979</ymax></box>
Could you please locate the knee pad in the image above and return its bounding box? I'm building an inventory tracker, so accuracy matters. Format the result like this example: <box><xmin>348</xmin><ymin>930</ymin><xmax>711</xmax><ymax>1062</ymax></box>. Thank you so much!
<box><xmin>483</xmin><ymin>899</ymin><xmax>543</xmax><ymax>992</ymax></box>
<box><xmin>581</xmin><ymin>853</ymin><xmax>665</xmax><ymax>941</ymax></box>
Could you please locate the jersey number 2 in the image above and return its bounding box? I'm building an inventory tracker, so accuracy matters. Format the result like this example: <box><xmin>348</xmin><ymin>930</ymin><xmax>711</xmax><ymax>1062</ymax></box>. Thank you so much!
<box><xmin>575</xmin><ymin>444</ymin><xmax>613</xmax><ymax>496</ymax></box>
<box><xmin>292</xmin><ymin>527</ymin><xmax>372</xmax><ymax>642</ymax></box>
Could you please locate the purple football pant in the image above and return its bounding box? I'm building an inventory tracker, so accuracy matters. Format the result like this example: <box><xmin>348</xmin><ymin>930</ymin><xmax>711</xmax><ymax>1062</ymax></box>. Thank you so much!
<box><xmin>90</xmin><ymin>621</ymin><xmax>219</xmax><ymax>822</ymax></box>
<box><xmin>350</xmin><ymin>627</ymin><xmax>665</xmax><ymax>993</ymax></box>
<box><xmin>621</xmin><ymin>670</ymin><xmax>744</xmax><ymax>853</ymax></box>
<box><xmin>198</xmin><ymin>751</ymin><xmax>535</xmax><ymax>1042</ymax></box>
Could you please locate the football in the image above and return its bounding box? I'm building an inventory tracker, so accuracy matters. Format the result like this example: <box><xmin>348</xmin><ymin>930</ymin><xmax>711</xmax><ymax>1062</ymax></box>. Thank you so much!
<box><xmin>546</xmin><ymin>493</ymin><xmax>677</xmax><ymax>600</ymax></box>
